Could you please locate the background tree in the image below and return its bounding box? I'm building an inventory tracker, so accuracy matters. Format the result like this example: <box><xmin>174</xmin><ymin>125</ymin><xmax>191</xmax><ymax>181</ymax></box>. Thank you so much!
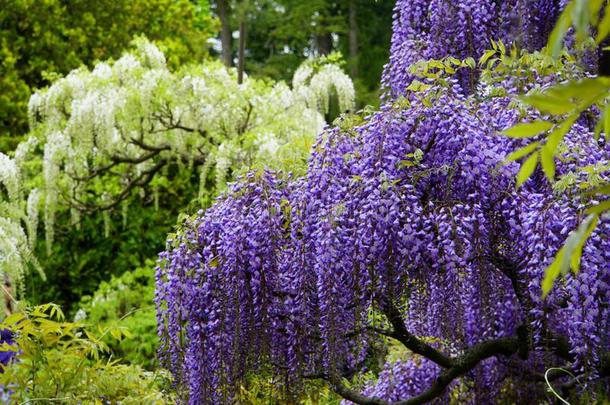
<box><xmin>0</xmin><ymin>0</ymin><xmax>217</xmax><ymax>149</ymax></box>
<box><xmin>17</xmin><ymin>39</ymin><xmax>354</xmax><ymax>310</ymax></box>
<box><xmin>208</xmin><ymin>0</ymin><xmax>393</xmax><ymax>105</ymax></box>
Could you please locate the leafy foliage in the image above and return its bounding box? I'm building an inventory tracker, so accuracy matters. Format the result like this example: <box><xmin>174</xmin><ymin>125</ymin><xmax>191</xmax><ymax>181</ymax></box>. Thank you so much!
<box><xmin>0</xmin><ymin>304</ymin><xmax>173</xmax><ymax>403</ymax></box>
<box><xmin>78</xmin><ymin>263</ymin><xmax>158</xmax><ymax>369</ymax></box>
<box><xmin>0</xmin><ymin>0</ymin><xmax>217</xmax><ymax>143</ymax></box>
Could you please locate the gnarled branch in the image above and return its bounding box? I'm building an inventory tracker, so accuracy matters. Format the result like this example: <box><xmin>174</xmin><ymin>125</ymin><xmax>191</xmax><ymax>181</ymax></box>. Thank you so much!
<box><xmin>328</xmin><ymin>330</ymin><xmax>524</xmax><ymax>405</ymax></box>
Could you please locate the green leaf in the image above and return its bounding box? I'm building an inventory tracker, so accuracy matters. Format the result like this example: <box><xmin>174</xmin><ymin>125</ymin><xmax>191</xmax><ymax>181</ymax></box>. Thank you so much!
<box><xmin>597</xmin><ymin>5</ymin><xmax>610</xmax><ymax>43</ymax></box>
<box><xmin>540</xmin><ymin>146</ymin><xmax>556</xmax><ymax>182</ymax></box>
<box><xmin>504</xmin><ymin>142</ymin><xmax>539</xmax><ymax>163</ymax></box>
<box><xmin>2</xmin><ymin>313</ymin><xmax>25</xmax><ymax>326</ymax></box>
<box><xmin>547</xmin><ymin>0</ymin><xmax>575</xmax><ymax>58</ymax></box>
<box><xmin>541</xmin><ymin>214</ymin><xmax>599</xmax><ymax>297</ymax></box>
<box><xmin>546</xmin><ymin>114</ymin><xmax>578</xmax><ymax>153</ymax></box>
<box><xmin>463</xmin><ymin>57</ymin><xmax>476</xmax><ymax>69</ymax></box>
<box><xmin>589</xmin><ymin>0</ymin><xmax>605</xmax><ymax>25</ymax></box>
<box><xmin>586</xmin><ymin>200</ymin><xmax>610</xmax><ymax>214</ymax></box>
<box><xmin>479</xmin><ymin>49</ymin><xmax>496</xmax><ymax>66</ymax></box>
<box><xmin>543</xmin><ymin>78</ymin><xmax>610</xmax><ymax>109</ymax></box>
<box><xmin>518</xmin><ymin>94</ymin><xmax>575</xmax><ymax>115</ymax></box>
<box><xmin>584</xmin><ymin>183</ymin><xmax>610</xmax><ymax>196</ymax></box>
<box><xmin>571</xmin><ymin>0</ymin><xmax>590</xmax><ymax>42</ymax></box>
<box><xmin>110</xmin><ymin>328</ymin><xmax>123</xmax><ymax>341</ymax></box>
<box><xmin>406</xmin><ymin>80</ymin><xmax>431</xmax><ymax>92</ymax></box>
<box><xmin>516</xmin><ymin>152</ymin><xmax>539</xmax><ymax>188</ymax></box>
<box><xmin>447</xmin><ymin>57</ymin><xmax>461</xmax><ymax>66</ymax></box>
<box><xmin>545</xmin><ymin>78</ymin><xmax>597</xmax><ymax>97</ymax></box>
<box><xmin>502</xmin><ymin>121</ymin><xmax>553</xmax><ymax>138</ymax></box>
<box><xmin>542</xmin><ymin>247</ymin><xmax>565</xmax><ymax>298</ymax></box>
<box><xmin>497</xmin><ymin>39</ymin><xmax>506</xmax><ymax>55</ymax></box>
<box><xmin>569</xmin><ymin>214</ymin><xmax>599</xmax><ymax>272</ymax></box>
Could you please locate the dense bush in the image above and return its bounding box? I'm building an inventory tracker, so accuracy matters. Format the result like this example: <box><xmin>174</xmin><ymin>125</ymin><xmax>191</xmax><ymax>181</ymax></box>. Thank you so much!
<box><xmin>0</xmin><ymin>304</ymin><xmax>173</xmax><ymax>403</ymax></box>
<box><xmin>78</xmin><ymin>263</ymin><xmax>158</xmax><ymax>369</ymax></box>
<box><xmin>156</xmin><ymin>1</ymin><xmax>610</xmax><ymax>404</ymax></box>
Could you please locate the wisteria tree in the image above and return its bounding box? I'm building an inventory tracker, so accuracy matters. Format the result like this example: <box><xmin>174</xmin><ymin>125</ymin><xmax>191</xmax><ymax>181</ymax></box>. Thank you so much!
<box><xmin>156</xmin><ymin>1</ymin><xmax>610</xmax><ymax>404</ymax></box>
<box><xmin>22</xmin><ymin>38</ymin><xmax>354</xmax><ymax>252</ymax></box>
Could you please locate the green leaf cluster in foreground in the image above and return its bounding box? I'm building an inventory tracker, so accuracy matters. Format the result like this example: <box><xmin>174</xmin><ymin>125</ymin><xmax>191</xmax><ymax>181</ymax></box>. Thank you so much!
<box><xmin>0</xmin><ymin>304</ymin><xmax>173</xmax><ymax>404</ymax></box>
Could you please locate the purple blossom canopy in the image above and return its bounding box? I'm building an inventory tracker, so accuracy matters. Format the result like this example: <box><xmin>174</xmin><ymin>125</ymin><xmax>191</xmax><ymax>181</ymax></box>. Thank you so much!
<box><xmin>382</xmin><ymin>0</ymin><xmax>563</xmax><ymax>98</ymax></box>
<box><xmin>156</xmin><ymin>1</ymin><xmax>610</xmax><ymax>404</ymax></box>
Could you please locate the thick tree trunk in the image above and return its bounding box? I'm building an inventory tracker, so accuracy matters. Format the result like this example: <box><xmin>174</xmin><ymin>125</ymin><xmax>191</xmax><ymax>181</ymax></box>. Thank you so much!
<box><xmin>348</xmin><ymin>0</ymin><xmax>358</xmax><ymax>77</ymax></box>
<box><xmin>316</xmin><ymin>33</ymin><xmax>333</xmax><ymax>56</ymax></box>
<box><xmin>238</xmin><ymin>20</ymin><xmax>246</xmax><ymax>84</ymax></box>
<box><xmin>217</xmin><ymin>0</ymin><xmax>233</xmax><ymax>67</ymax></box>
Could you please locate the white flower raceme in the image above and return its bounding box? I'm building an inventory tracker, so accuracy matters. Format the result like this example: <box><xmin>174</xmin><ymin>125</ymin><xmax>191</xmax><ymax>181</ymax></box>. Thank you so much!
<box><xmin>21</xmin><ymin>38</ymin><xmax>355</xmax><ymax>252</ymax></box>
<box><xmin>293</xmin><ymin>62</ymin><xmax>356</xmax><ymax>114</ymax></box>
<box><xmin>0</xmin><ymin>153</ymin><xmax>19</xmax><ymax>202</ymax></box>
<box><xmin>0</xmin><ymin>153</ymin><xmax>44</xmax><ymax>300</ymax></box>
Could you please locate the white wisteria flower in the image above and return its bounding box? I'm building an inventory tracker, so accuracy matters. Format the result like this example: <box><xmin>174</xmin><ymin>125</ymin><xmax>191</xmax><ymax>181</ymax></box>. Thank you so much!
<box><xmin>20</xmin><ymin>38</ymin><xmax>356</xmax><ymax>252</ymax></box>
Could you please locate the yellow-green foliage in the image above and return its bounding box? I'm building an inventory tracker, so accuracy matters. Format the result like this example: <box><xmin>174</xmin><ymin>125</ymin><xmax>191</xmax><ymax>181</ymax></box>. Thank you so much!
<box><xmin>0</xmin><ymin>304</ymin><xmax>172</xmax><ymax>403</ymax></box>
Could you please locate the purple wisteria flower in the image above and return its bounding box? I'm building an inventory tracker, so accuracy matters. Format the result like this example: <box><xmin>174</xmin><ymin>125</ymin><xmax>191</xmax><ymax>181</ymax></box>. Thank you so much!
<box><xmin>156</xmin><ymin>1</ymin><xmax>610</xmax><ymax>404</ymax></box>
<box><xmin>382</xmin><ymin>0</ymin><xmax>564</xmax><ymax>98</ymax></box>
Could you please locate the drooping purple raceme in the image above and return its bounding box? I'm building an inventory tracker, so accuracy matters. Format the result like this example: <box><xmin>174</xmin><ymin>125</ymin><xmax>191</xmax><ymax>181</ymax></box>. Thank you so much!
<box><xmin>156</xmin><ymin>1</ymin><xmax>610</xmax><ymax>403</ymax></box>
<box><xmin>156</xmin><ymin>79</ymin><xmax>610</xmax><ymax>403</ymax></box>
<box><xmin>382</xmin><ymin>0</ymin><xmax>564</xmax><ymax>98</ymax></box>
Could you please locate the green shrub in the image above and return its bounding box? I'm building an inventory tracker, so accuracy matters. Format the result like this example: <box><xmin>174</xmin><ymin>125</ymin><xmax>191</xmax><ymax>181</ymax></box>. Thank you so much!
<box><xmin>78</xmin><ymin>263</ymin><xmax>158</xmax><ymax>369</ymax></box>
<box><xmin>0</xmin><ymin>303</ymin><xmax>173</xmax><ymax>403</ymax></box>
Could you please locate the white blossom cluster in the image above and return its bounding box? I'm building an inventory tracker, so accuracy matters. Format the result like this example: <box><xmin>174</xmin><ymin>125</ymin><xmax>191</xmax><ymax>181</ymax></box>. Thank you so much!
<box><xmin>0</xmin><ymin>153</ymin><xmax>44</xmax><ymax>301</ymax></box>
<box><xmin>292</xmin><ymin>63</ymin><xmax>356</xmax><ymax>114</ymax></box>
<box><xmin>21</xmin><ymin>38</ymin><xmax>355</xmax><ymax>249</ymax></box>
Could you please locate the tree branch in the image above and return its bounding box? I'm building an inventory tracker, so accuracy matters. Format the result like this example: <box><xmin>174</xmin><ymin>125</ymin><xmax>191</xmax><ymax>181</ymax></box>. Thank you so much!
<box><xmin>379</xmin><ymin>300</ymin><xmax>454</xmax><ymax>368</ymax></box>
<box><xmin>325</xmin><ymin>293</ymin><xmax>531</xmax><ymax>405</ymax></box>
<box><xmin>67</xmin><ymin>158</ymin><xmax>168</xmax><ymax>213</ymax></box>
<box><xmin>328</xmin><ymin>331</ymin><xmax>524</xmax><ymax>405</ymax></box>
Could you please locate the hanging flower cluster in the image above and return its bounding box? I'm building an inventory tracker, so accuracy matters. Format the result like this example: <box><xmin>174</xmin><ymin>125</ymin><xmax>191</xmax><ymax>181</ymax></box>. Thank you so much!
<box><xmin>157</xmin><ymin>87</ymin><xmax>610</xmax><ymax>405</ymax></box>
<box><xmin>24</xmin><ymin>38</ymin><xmax>354</xmax><ymax>250</ymax></box>
<box><xmin>0</xmin><ymin>150</ymin><xmax>44</xmax><ymax>302</ymax></box>
<box><xmin>382</xmin><ymin>0</ymin><xmax>564</xmax><ymax>98</ymax></box>
<box><xmin>157</xmin><ymin>1</ymin><xmax>610</xmax><ymax>403</ymax></box>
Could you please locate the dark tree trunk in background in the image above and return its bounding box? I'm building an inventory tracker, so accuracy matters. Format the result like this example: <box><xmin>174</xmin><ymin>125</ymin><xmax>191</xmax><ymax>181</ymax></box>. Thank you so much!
<box><xmin>238</xmin><ymin>20</ymin><xmax>246</xmax><ymax>83</ymax></box>
<box><xmin>217</xmin><ymin>0</ymin><xmax>233</xmax><ymax>67</ymax></box>
<box><xmin>348</xmin><ymin>0</ymin><xmax>358</xmax><ymax>77</ymax></box>
<box><xmin>316</xmin><ymin>33</ymin><xmax>333</xmax><ymax>56</ymax></box>
<box><xmin>599</xmin><ymin>38</ymin><xmax>610</xmax><ymax>76</ymax></box>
